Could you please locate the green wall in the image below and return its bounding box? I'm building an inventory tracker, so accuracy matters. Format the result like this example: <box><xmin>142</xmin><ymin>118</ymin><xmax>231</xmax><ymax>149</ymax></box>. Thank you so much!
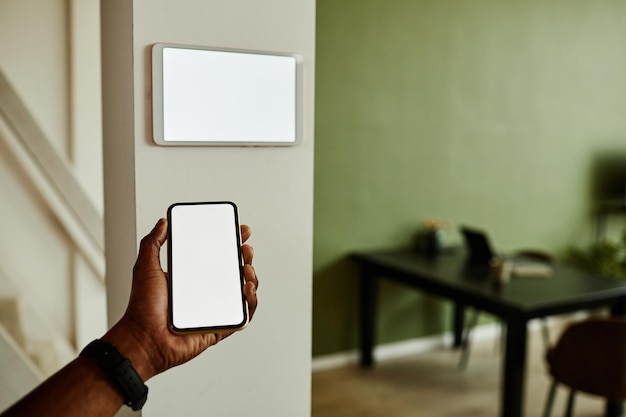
<box><xmin>313</xmin><ymin>0</ymin><xmax>626</xmax><ymax>357</ymax></box>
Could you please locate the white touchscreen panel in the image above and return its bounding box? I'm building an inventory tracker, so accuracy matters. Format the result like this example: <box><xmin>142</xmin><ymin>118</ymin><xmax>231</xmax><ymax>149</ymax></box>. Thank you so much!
<box><xmin>152</xmin><ymin>43</ymin><xmax>301</xmax><ymax>146</ymax></box>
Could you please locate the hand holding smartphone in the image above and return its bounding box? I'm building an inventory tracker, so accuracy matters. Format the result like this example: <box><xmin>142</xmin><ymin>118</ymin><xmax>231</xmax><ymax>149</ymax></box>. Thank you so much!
<box><xmin>167</xmin><ymin>201</ymin><xmax>249</xmax><ymax>334</ymax></box>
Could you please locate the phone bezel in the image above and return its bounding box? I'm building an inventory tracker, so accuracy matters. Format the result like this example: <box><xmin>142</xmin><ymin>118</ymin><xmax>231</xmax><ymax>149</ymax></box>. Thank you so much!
<box><xmin>167</xmin><ymin>201</ymin><xmax>249</xmax><ymax>334</ymax></box>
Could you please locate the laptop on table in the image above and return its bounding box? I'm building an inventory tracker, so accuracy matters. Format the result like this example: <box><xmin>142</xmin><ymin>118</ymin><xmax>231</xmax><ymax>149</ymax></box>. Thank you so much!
<box><xmin>460</xmin><ymin>226</ymin><xmax>552</xmax><ymax>277</ymax></box>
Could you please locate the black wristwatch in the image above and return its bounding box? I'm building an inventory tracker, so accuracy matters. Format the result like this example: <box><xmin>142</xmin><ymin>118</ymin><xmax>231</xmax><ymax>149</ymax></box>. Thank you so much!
<box><xmin>80</xmin><ymin>339</ymin><xmax>149</xmax><ymax>411</ymax></box>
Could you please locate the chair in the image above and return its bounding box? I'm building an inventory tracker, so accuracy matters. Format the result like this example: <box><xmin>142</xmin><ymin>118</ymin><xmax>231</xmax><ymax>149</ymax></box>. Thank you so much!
<box><xmin>458</xmin><ymin>310</ymin><xmax>552</xmax><ymax>370</ymax></box>
<box><xmin>458</xmin><ymin>249</ymin><xmax>555</xmax><ymax>370</ymax></box>
<box><xmin>543</xmin><ymin>317</ymin><xmax>626</xmax><ymax>417</ymax></box>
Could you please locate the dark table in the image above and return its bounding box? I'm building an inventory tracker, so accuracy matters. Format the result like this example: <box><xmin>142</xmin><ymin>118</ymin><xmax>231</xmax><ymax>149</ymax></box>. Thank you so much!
<box><xmin>351</xmin><ymin>248</ymin><xmax>626</xmax><ymax>417</ymax></box>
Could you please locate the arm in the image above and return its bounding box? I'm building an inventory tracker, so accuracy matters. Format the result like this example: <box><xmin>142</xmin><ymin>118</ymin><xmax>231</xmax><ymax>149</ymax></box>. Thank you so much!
<box><xmin>1</xmin><ymin>218</ymin><xmax>259</xmax><ymax>417</ymax></box>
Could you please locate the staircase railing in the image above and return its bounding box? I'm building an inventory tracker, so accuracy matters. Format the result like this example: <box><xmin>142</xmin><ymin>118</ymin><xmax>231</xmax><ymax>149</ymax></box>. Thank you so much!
<box><xmin>0</xmin><ymin>69</ymin><xmax>104</xmax><ymax>279</ymax></box>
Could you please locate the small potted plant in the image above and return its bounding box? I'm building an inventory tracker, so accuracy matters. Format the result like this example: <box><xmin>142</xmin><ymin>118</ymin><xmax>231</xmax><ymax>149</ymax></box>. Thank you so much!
<box><xmin>414</xmin><ymin>218</ymin><xmax>449</xmax><ymax>255</ymax></box>
<box><xmin>566</xmin><ymin>228</ymin><xmax>626</xmax><ymax>279</ymax></box>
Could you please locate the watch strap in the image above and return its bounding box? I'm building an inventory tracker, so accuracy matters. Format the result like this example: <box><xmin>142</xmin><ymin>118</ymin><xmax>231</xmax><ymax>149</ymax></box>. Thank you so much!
<box><xmin>80</xmin><ymin>339</ymin><xmax>148</xmax><ymax>411</ymax></box>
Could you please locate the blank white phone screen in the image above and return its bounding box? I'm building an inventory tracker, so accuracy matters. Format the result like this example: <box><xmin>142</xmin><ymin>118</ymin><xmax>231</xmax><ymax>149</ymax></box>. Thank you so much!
<box><xmin>169</xmin><ymin>203</ymin><xmax>245</xmax><ymax>330</ymax></box>
<box><xmin>161</xmin><ymin>46</ymin><xmax>298</xmax><ymax>144</ymax></box>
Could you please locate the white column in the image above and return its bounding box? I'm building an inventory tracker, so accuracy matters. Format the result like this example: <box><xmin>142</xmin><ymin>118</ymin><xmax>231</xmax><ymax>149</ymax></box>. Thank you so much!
<box><xmin>101</xmin><ymin>1</ymin><xmax>315</xmax><ymax>416</ymax></box>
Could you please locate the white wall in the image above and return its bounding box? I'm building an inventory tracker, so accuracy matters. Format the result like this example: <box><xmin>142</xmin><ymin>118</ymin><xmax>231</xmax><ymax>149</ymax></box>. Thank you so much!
<box><xmin>0</xmin><ymin>0</ymin><xmax>69</xmax><ymax>152</ymax></box>
<box><xmin>0</xmin><ymin>0</ymin><xmax>72</xmax><ymax>341</ymax></box>
<box><xmin>0</xmin><ymin>0</ymin><xmax>105</xmax><ymax>348</ymax></box>
<box><xmin>101</xmin><ymin>1</ymin><xmax>315</xmax><ymax>416</ymax></box>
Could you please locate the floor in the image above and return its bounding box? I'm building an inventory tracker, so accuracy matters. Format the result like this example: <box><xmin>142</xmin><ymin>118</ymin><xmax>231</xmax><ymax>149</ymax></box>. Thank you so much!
<box><xmin>312</xmin><ymin>323</ymin><xmax>608</xmax><ymax>417</ymax></box>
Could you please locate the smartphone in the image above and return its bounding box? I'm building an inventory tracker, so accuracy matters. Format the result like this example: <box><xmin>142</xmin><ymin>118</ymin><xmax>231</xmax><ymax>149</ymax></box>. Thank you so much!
<box><xmin>167</xmin><ymin>201</ymin><xmax>248</xmax><ymax>333</ymax></box>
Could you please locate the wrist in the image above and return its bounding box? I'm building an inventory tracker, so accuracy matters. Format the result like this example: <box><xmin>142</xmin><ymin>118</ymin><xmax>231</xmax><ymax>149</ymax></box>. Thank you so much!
<box><xmin>101</xmin><ymin>319</ymin><xmax>160</xmax><ymax>382</ymax></box>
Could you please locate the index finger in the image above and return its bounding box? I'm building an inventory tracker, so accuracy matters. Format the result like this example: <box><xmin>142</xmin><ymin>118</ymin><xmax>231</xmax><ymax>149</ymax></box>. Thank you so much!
<box><xmin>134</xmin><ymin>218</ymin><xmax>168</xmax><ymax>274</ymax></box>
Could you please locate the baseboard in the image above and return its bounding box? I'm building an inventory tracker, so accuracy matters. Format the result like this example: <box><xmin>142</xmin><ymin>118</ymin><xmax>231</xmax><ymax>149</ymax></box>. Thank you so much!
<box><xmin>310</xmin><ymin>315</ymin><xmax>577</xmax><ymax>373</ymax></box>
<box><xmin>312</xmin><ymin>322</ymin><xmax>501</xmax><ymax>372</ymax></box>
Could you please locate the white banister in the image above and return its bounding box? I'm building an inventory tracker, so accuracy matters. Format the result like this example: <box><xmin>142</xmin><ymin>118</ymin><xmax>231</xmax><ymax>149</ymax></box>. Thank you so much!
<box><xmin>0</xmin><ymin>118</ymin><xmax>105</xmax><ymax>280</ymax></box>
<box><xmin>0</xmin><ymin>70</ymin><xmax>104</xmax><ymax>280</ymax></box>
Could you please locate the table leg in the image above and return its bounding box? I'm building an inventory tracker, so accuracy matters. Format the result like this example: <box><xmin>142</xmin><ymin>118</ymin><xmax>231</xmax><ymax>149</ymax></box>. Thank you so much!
<box><xmin>501</xmin><ymin>317</ymin><xmax>527</xmax><ymax>417</ymax></box>
<box><xmin>359</xmin><ymin>269</ymin><xmax>378</xmax><ymax>367</ymax></box>
<box><xmin>605</xmin><ymin>402</ymin><xmax>624</xmax><ymax>417</ymax></box>
<box><xmin>453</xmin><ymin>302</ymin><xmax>465</xmax><ymax>348</ymax></box>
